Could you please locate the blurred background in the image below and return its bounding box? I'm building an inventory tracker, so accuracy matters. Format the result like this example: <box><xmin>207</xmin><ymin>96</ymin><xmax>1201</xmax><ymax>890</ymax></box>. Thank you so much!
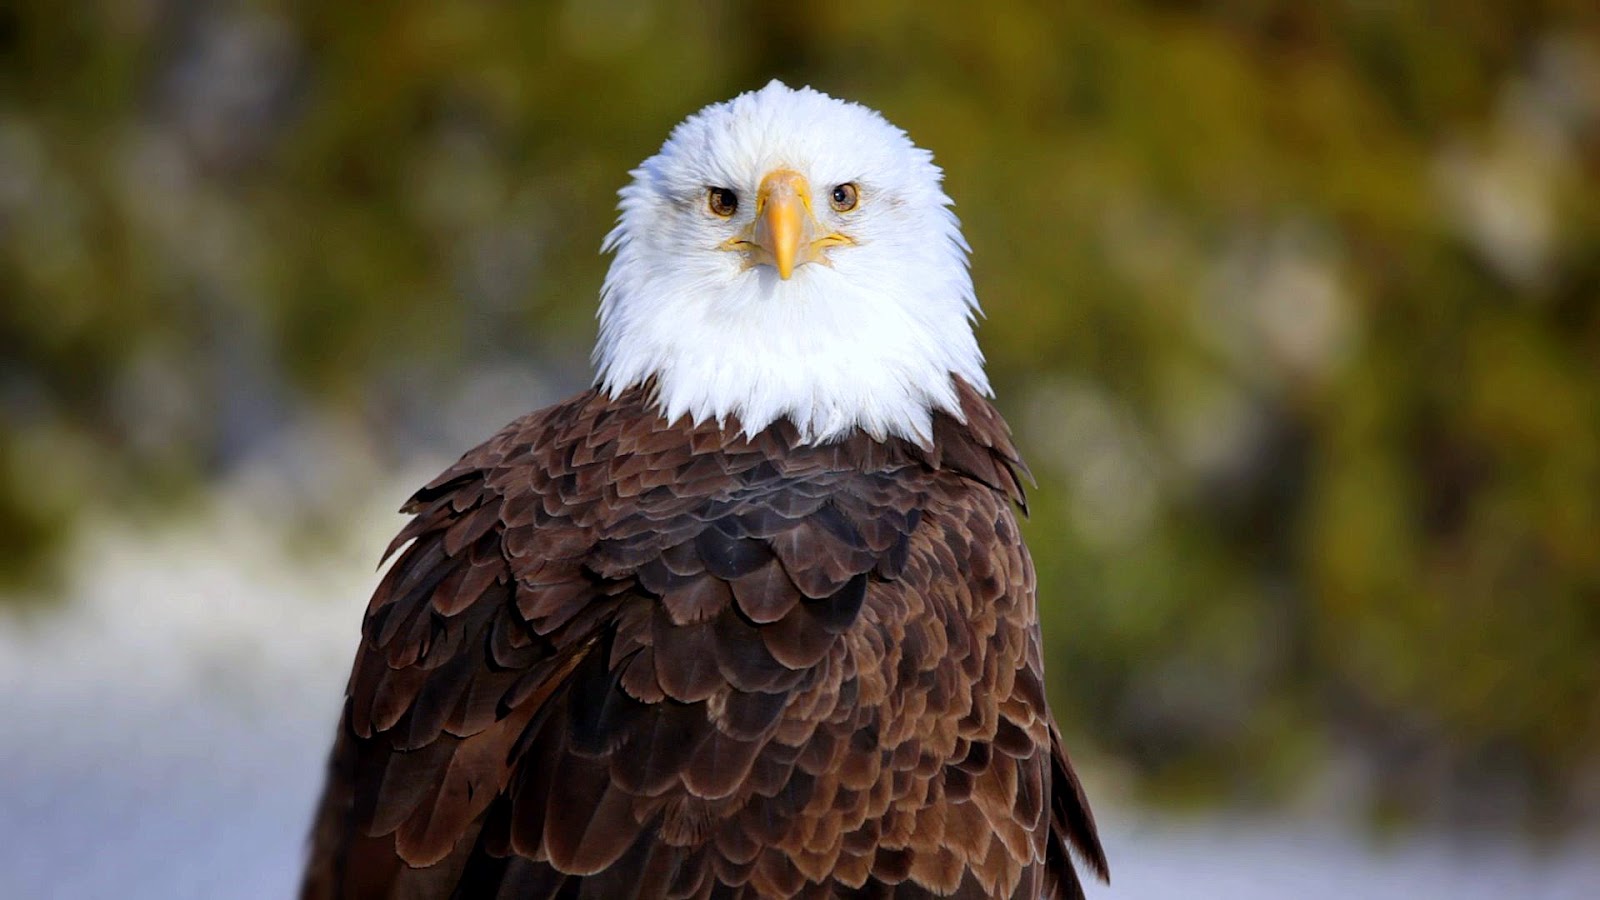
<box><xmin>3</xmin><ymin>1</ymin><xmax>1599</xmax><ymax>897</ymax></box>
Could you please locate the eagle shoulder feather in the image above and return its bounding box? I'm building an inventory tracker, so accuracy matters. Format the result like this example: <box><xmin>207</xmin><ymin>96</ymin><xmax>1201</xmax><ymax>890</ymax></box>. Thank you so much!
<box><xmin>302</xmin><ymin>379</ymin><xmax>1105</xmax><ymax>899</ymax></box>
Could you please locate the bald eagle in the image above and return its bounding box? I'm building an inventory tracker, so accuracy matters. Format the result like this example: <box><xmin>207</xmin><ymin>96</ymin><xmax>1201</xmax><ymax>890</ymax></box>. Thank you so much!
<box><xmin>302</xmin><ymin>81</ymin><xmax>1107</xmax><ymax>899</ymax></box>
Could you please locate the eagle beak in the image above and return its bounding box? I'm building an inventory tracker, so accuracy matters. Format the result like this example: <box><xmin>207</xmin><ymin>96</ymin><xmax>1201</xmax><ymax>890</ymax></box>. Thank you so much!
<box><xmin>753</xmin><ymin>170</ymin><xmax>814</xmax><ymax>280</ymax></box>
<box><xmin>732</xmin><ymin>169</ymin><xmax>853</xmax><ymax>280</ymax></box>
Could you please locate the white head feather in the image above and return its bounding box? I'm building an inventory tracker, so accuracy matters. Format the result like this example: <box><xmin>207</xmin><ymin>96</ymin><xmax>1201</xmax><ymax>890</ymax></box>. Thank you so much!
<box><xmin>593</xmin><ymin>80</ymin><xmax>989</xmax><ymax>446</ymax></box>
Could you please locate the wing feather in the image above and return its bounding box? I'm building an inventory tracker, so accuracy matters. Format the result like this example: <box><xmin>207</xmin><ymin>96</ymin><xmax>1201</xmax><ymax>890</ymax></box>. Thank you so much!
<box><xmin>301</xmin><ymin>382</ymin><xmax>1104</xmax><ymax>899</ymax></box>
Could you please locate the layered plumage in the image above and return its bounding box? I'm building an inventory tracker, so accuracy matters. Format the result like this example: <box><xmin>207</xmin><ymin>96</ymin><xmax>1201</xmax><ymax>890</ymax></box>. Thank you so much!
<box><xmin>303</xmin><ymin>82</ymin><xmax>1106</xmax><ymax>899</ymax></box>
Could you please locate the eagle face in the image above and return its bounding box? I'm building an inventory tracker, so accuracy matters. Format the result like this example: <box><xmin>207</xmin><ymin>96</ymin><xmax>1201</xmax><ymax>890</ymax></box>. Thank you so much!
<box><xmin>595</xmin><ymin>80</ymin><xmax>990</xmax><ymax>447</ymax></box>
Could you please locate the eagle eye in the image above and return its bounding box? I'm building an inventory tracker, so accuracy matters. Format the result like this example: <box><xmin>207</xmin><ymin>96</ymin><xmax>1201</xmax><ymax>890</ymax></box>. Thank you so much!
<box><xmin>829</xmin><ymin>182</ymin><xmax>860</xmax><ymax>212</ymax></box>
<box><xmin>707</xmin><ymin>187</ymin><xmax>739</xmax><ymax>217</ymax></box>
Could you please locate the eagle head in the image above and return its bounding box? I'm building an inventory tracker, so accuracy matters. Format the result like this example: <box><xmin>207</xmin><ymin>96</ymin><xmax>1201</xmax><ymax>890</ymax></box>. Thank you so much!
<box><xmin>593</xmin><ymin>81</ymin><xmax>989</xmax><ymax>446</ymax></box>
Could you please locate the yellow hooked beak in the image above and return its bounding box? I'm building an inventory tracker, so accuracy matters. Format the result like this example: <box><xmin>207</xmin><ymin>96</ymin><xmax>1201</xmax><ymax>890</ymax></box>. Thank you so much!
<box><xmin>726</xmin><ymin>170</ymin><xmax>853</xmax><ymax>279</ymax></box>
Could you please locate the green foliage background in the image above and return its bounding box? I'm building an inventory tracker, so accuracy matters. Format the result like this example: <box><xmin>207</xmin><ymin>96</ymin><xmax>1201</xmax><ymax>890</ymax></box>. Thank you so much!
<box><xmin>3</xmin><ymin>2</ymin><xmax>1598</xmax><ymax>829</ymax></box>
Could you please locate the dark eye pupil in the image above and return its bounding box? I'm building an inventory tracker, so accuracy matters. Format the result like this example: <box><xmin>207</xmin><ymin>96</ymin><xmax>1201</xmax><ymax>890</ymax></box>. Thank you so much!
<box><xmin>709</xmin><ymin>187</ymin><xmax>738</xmax><ymax>215</ymax></box>
<box><xmin>833</xmin><ymin>186</ymin><xmax>848</xmax><ymax>203</ymax></box>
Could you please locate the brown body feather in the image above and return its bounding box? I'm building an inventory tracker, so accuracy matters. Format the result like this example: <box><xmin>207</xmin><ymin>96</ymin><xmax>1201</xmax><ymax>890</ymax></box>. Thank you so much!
<box><xmin>302</xmin><ymin>379</ymin><xmax>1107</xmax><ymax>899</ymax></box>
